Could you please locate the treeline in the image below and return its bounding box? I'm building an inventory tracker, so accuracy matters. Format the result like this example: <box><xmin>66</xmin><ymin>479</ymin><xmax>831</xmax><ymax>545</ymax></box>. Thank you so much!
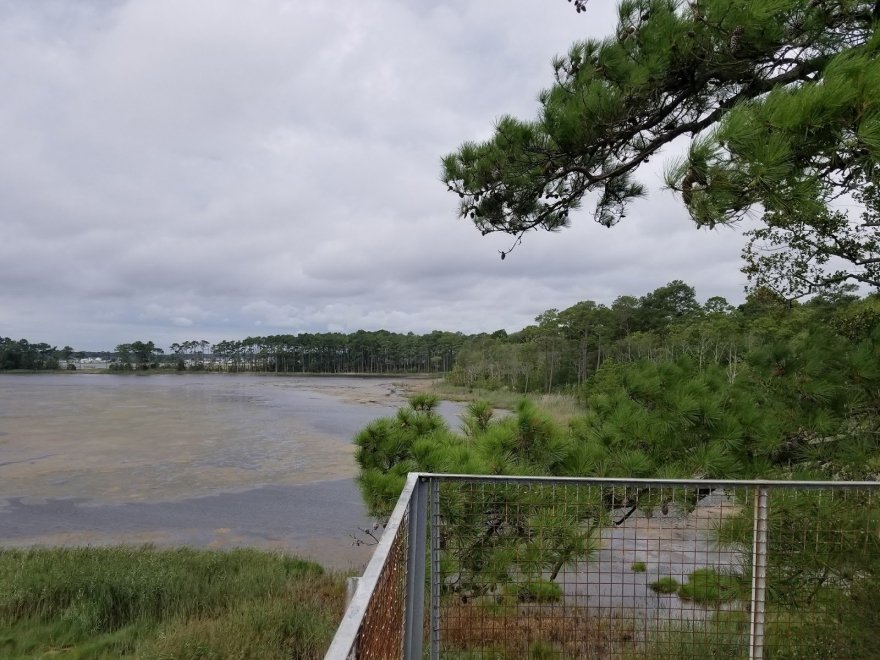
<box><xmin>0</xmin><ymin>338</ymin><xmax>80</xmax><ymax>371</ymax></box>
<box><xmin>172</xmin><ymin>331</ymin><xmax>468</xmax><ymax>374</ymax></box>
<box><xmin>10</xmin><ymin>281</ymin><xmax>876</xmax><ymax>382</ymax></box>
<box><xmin>448</xmin><ymin>280</ymin><xmax>875</xmax><ymax>393</ymax></box>
<box><xmin>359</xmin><ymin>286</ymin><xmax>880</xmax><ymax>501</ymax></box>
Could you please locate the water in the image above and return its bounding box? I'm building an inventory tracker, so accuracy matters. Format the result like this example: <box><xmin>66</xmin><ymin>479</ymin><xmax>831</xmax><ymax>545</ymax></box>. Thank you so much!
<box><xmin>0</xmin><ymin>373</ymin><xmax>457</xmax><ymax>568</ymax></box>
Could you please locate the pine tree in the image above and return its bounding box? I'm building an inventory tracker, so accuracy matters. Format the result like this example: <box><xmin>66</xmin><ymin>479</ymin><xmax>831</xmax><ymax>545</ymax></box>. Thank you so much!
<box><xmin>443</xmin><ymin>0</ymin><xmax>880</xmax><ymax>295</ymax></box>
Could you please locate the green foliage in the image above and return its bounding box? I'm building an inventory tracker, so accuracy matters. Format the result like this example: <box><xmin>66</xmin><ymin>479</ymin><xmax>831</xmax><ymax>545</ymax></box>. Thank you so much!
<box><xmin>355</xmin><ymin>284</ymin><xmax>880</xmax><ymax>649</ymax></box>
<box><xmin>408</xmin><ymin>392</ymin><xmax>439</xmax><ymax>412</ymax></box>
<box><xmin>0</xmin><ymin>547</ymin><xmax>343</xmax><ymax>659</ymax></box>
<box><xmin>450</xmin><ymin>288</ymin><xmax>880</xmax><ymax>481</ymax></box>
<box><xmin>628</xmin><ymin>611</ymin><xmax>748</xmax><ymax>659</ymax></box>
<box><xmin>0</xmin><ymin>337</ymin><xmax>64</xmax><ymax>371</ymax></box>
<box><xmin>357</xmin><ymin>399</ymin><xmax>604</xmax><ymax>596</ymax></box>
<box><xmin>717</xmin><ymin>489</ymin><xmax>880</xmax><ymax>611</ymax></box>
<box><xmin>113</xmin><ymin>341</ymin><xmax>159</xmax><ymax>370</ymax></box>
<box><xmin>208</xmin><ymin>329</ymin><xmax>467</xmax><ymax>374</ymax></box>
<box><xmin>461</xmin><ymin>400</ymin><xmax>494</xmax><ymax>437</ymax></box>
<box><xmin>630</xmin><ymin>561</ymin><xmax>647</xmax><ymax>573</ymax></box>
<box><xmin>677</xmin><ymin>569</ymin><xmax>746</xmax><ymax>604</ymax></box>
<box><xmin>649</xmin><ymin>577</ymin><xmax>680</xmax><ymax>594</ymax></box>
<box><xmin>503</xmin><ymin>579</ymin><xmax>563</xmax><ymax>604</ymax></box>
<box><xmin>762</xmin><ymin>573</ymin><xmax>880</xmax><ymax>659</ymax></box>
<box><xmin>444</xmin><ymin>0</ymin><xmax>880</xmax><ymax>296</ymax></box>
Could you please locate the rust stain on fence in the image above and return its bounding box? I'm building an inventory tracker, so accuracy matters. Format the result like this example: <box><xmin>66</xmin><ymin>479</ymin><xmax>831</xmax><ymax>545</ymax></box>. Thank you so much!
<box><xmin>353</xmin><ymin>513</ymin><xmax>408</xmax><ymax>659</ymax></box>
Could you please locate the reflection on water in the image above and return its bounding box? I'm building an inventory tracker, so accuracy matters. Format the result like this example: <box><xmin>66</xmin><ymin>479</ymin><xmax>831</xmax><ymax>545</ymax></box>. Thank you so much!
<box><xmin>0</xmin><ymin>374</ymin><xmax>453</xmax><ymax>568</ymax></box>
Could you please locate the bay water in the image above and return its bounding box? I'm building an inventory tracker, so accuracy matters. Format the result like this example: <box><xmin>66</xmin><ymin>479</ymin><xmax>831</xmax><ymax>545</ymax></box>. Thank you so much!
<box><xmin>0</xmin><ymin>373</ymin><xmax>457</xmax><ymax>568</ymax></box>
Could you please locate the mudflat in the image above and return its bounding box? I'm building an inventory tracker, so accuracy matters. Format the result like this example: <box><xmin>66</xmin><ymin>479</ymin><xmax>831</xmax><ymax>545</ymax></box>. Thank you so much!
<box><xmin>0</xmin><ymin>373</ymin><xmax>442</xmax><ymax>568</ymax></box>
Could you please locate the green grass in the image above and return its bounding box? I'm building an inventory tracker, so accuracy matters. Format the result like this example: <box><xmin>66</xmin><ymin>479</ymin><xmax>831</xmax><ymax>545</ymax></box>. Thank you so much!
<box><xmin>677</xmin><ymin>568</ymin><xmax>745</xmax><ymax>604</ymax></box>
<box><xmin>650</xmin><ymin>576</ymin><xmax>680</xmax><ymax>594</ymax></box>
<box><xmin>0</xmin><ymin>546</ymin><xmax>346</xmax><ymax>659</ymax></box>
<box><xmin>503</xmin><ymin>579</ymin><xmax>563</xmax><ymax>604</ymax></box>
<box><xmin>625</xmin><ymin>611</ymin><xmax>749</xmax><ymax>660</ymax></box>
<box><xmin>630</xmin><ymin>561</ymin><xmax>647</xmax><ymax>573</ymax></box>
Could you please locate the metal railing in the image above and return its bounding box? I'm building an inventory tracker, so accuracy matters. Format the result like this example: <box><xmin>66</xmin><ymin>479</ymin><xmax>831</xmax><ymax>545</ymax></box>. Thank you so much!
<box><xmin>326</xmin><ymin>474</ymin><xmax>880</xmax><ymax>659</ymax></box>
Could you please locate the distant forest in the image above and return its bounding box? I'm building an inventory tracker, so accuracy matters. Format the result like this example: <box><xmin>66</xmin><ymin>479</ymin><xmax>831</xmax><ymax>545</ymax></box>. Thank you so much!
<box><xmin>4</xmin><ymin>281</ymin><xmax>877</xmax><ymax>388</ymax></box>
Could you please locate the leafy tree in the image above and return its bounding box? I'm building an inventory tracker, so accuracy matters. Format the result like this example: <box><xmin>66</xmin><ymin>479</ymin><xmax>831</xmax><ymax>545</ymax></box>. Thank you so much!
<box><xmin>704</xmin><ymin>295</ymin><xmax>734</xmax><ymax>315</ymax></box>
<box><xmin>638</xmin><ymin>279</ymin><xmax>700</xmax><ymax>331</ymax></box>
<box><xmin>442</xmin><ymin>0</ymin><xmax>880</xmax><ymax>295</ymax></box>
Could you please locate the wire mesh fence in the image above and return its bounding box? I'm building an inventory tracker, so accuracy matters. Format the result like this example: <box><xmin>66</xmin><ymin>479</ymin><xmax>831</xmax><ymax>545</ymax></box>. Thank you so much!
<box><xmin>352</xmin><ymin>514</ymin><xmax>408</xmax><ymax>659</ymax></box>
<box><xmin>326</xmin><ymin>475</ymin><xmax>880</xmax><ymax>659</ymax></box>
<box><xmin>435</xmin><ymin>479</ymin><xmax>749</xmax><ymax>658</ymax></box>
<box><xmin>325</xmin><ymin>474</ymin><xmax>417</xmax><ymax>660</ymax></box>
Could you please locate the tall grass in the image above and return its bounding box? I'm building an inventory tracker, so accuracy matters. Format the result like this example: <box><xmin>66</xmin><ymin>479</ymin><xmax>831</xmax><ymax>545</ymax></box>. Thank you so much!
<box><xmin>0</xmin><ymin>547</ymin><xmax>346</xmax><ymax>659</ymax></box>
<box><xmin>440</xmin><ymin>600</ymin><xmax>637</xmax><ymax>658</ymax></box>
<box><xmin>422</xmin><ymin>381</ymin><xmax>584</xmax><ymax>424</ymax></box>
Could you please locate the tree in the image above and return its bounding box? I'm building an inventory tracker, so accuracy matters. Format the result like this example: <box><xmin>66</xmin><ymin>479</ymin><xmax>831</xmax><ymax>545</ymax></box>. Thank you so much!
<box><xmin>115</xmin><ymin>344</ymin><xmax>133</xmax><ymax>370</ymax></box>
<box><xmin>638</xmin><ymin>279</ymin><xmax>700</xmax><ymax>331</ymax></box>
<box><xmin>704</xmin><ymin>295</ymin><xmax>734</xmax><ymax>315</ymax></box>
<box><xmin>114</xmin><ymin>341</ymin><xmax>157</xmax><ymax>370</ymax></box>
<box><xmin>129</xmin><ymin>341</ymin><xmax>156</xmax><ymax>369</ymax></box>
<box><xmin>442</xmin><ymin>0</ymin><xmax>880</xmax><ymax>295</ymax></box>
<box><xmin>559</xmin><ymin>300</ymin><xmax>601</xmax><ymax>385</ymax></box>
<box><xmin>356</xmin><ymin>397</ymin><xmax>602</xmax><ymax>598</ymax></box>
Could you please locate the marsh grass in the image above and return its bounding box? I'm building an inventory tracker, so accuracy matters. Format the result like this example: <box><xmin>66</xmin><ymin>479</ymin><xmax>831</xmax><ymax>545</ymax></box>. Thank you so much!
<box><xmin>502</xmin><ymin>580</ymin><xmax>563</xmax><ymax>604</ymax></box>
<box><xmin>0</xmin><ymin>546</ymin><xmax>346</xmax><ymax>659</ymax></box>
<box><xmin>649</xmin><ymin>577</ymin><xmax>680</xmax><ymax>594</ymax></box>
<box><xmin>677</xmin><ymin>569</ymin><xmax>746</xmax><ymax>605</ymax></box>
<box><xmin>625</xmin><ymin>611</ymin><xmax>749</xmax><ymax>660</ymax></box>
<box><xmin>423</xmin><ymin>381</ymin><xmax>583</xmax><ymax>424</ymax></box>
<box><xmin>440</xmin><ymin>600</ymin><xmax>637</xmax><ymax>658</ymax></box>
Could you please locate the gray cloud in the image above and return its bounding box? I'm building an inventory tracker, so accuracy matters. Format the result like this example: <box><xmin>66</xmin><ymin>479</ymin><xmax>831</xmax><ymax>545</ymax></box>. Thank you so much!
<box><xmin>1</xmin><ymin>0</ymin><xmax>749</xmax><ymax>351</ymax></box>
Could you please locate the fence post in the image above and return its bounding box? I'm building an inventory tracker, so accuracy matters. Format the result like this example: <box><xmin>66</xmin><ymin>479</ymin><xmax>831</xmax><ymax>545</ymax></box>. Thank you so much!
<box><xmin>749</xmin><ymin>486</ymin><xmax>769</xmax><ymax>660</ymax></box>
<box><xmin>430</xmin><ymin>478</ymin><xmax>441</xmax><ymax>659</ymax></box>
<box><xmin>404</xmin><ymin>477</ymin><xmax>428</xmax><ymax>659</ymax></box>
<box><xmin>345</xmin><ymin>577</ymin><xmax>360</xmax><ymax>608</ymax></box>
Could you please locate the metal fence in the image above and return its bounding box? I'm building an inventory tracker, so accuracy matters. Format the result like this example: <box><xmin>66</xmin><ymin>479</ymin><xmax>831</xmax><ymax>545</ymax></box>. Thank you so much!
<box><xmin>326</xmin><ymin>474</ymin><xmax>880</xmax><ymax>659</ymax></box>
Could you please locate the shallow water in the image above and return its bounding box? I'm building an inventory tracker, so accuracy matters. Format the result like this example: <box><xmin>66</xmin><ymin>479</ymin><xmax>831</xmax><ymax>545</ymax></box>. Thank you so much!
<box><xmin>0</xmin><ymin>373</ymin><xmax>453</xmax><ymax>568</ymax></box>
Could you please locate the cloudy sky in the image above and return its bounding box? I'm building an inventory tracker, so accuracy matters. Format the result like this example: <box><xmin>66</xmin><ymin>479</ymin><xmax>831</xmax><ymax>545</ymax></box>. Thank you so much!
<box><xmin>1</xmin><ymin>0</ymin><xmax>750</xmax><ymax>351</ymax></box>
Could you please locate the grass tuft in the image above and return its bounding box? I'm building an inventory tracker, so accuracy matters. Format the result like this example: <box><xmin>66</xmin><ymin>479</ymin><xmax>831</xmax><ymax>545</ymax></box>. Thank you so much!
<box><xmin>649</xmin><ymin>576</ymin><xmax>680</xmax><ymax>594</ymax></box>
<box><xmin>503</xmin><ymin>580</ymin><xmax>563</xmax><ymax>603</ymax></box>
<box><xmin>677</xmin><ymin>568</ymin><xmax>745</xmax><ymax>604</ymax></box>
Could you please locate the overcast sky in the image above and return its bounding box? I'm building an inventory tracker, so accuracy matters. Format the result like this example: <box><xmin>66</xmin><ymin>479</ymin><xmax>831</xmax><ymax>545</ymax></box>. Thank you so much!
<box><xmin>1</xmin><ymin>0</ymin><xmax>750</xmax><ymax>351</ymax></box>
